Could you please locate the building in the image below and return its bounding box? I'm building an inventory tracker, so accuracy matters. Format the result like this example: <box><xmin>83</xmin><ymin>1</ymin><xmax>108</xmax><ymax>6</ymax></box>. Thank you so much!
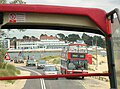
<box><xmin>39</xmin><ymin>35</ymin><xmax>68</xmax><ymax>49</ymax></box>
<box><xmin>16</xmin><ymin>38</ymin><xmax>40</xmax><ymax>49</ymax></box>
<box><xmin>0</xmin><ymin>38</ymin><xmax>10</xmax><ymax>49</ymax></box>
<box><xmin>16</xmin><ymin>36</ymin><xmax>68</xmax><ymax>50</ymax></box>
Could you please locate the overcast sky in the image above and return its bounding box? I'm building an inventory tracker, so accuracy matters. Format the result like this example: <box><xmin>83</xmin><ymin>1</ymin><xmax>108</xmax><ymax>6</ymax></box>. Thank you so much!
<box><xmin>6</xmin><ymin>0</ymin><xmax>120</xmax><ymax>38</ymax></box>
<box><xmin>8</xmin><ymin>0</ymin><xmax>120</xmax><ymax>12</ymax></box>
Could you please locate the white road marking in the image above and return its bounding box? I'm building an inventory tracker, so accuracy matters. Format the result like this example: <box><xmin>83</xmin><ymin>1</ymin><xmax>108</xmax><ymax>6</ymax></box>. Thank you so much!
<box><xmin>18</xmin><ymin>66</ymin><xmax>46</xmax><ymax>89</ymax></box>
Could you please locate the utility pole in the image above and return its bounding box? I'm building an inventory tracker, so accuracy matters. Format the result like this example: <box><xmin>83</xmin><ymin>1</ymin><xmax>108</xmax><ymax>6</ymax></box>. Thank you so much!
<box><xmin>95</xmin><ymin>37</ymin><xmax>98</xmax><ymax>70</ymax></box>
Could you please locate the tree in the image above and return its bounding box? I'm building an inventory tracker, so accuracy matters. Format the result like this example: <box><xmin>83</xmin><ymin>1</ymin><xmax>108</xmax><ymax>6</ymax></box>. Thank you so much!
<box><xmin>31</xmin><ymin>36</ymin><xmax>36</xmax><ymax>39</ymax></box>
<box><xmin>67</xmin><ymin>34</ymin><xmax>81</xmax><ymax>43</ymax></box>
<box><xmin>0</xmin><ymin>46</ymin><xmax>6</xmax><ymax>63</ymax></box>
<box><xmin>82</xmin><ymin>33</ymin><xmax>93</xmax><ymax>46</ymax></box>
<box><xmin>82</xmin><ymin>33</ymin><xmax>105</xmax><ymax>47</ymax></box>
<box><xmin>57</xmin><ymin>33</ymin><xmax>66</xmax><ymax>40</ymax></box>
<box><xmin>40</xmin><ymin>34</ymin><xmax>47</xmax><ymax>37</ymax></box>
<box><xmin>23</xmin><ymin>35</ymin><xmax>30</xmax><ymax>39</ymax></box>
<box><xmin>0</xmin><ymin>0</ymin><xmax>7</xmax><ymax>4</ymax></box>
<box><xmin>9</xmin><ymin>0</ymin><xmax>26</xmax><ymax>4</ymax></box>
<box><xmin>93</xmin><ymin>36</ymin><xmax>105</xmax><ymax>48</ymax></box>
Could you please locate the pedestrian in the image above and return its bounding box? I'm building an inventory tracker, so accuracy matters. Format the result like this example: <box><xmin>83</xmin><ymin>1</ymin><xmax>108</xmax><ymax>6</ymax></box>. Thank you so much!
<box><xmin>28</xmin><ymin>55</ymin><xmax>29</xmax><ymax>60</ymax></box>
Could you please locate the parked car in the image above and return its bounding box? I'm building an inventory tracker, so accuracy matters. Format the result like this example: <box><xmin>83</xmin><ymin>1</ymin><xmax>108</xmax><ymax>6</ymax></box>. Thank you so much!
<box><xmin>26</xmin><ymin>59</ymin><xmax>36</xmax><ymax>66</ymax></box>
<box><xmin>37</xmin><ymin>60</ymin><xmax>46</xmax><ymax>69</ymax></box>
<box><xmin>14</xmin><ymin>59</ymin><xmax>19</xmax><ymax>63</ymax></box>
<box><xmin>43</xmin><ymin>64</ymin><xmax>59</xmax><ymax>80</ymax></box>
<box><xmin>18</xmin><ymin>56</ymin><xmax>24</xmax><ymax>63</ymax></box>
<box><xmin>14</xmin><ymin>56</ymin><xmax>24</xmax><ymax>63</ymax></box>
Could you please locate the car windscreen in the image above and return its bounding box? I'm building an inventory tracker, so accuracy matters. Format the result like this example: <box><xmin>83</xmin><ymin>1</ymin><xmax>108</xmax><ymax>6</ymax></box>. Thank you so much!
<box><xmin>39</xmin><ymin>61</ymin><xmax>46</xmax><ymax>64</ymax></box>
<box><xmin>44</xmin><ymin>66</ymin><xmax>57</xmax><ymax>71</ymax></box>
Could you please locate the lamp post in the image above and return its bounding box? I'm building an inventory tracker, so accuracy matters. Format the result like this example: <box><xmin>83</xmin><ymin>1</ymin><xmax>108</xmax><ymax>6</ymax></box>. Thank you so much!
<box><xmin>95</xmin><ymin>37</ymin><xmax>98</xmax><ymax>70</ymax></box>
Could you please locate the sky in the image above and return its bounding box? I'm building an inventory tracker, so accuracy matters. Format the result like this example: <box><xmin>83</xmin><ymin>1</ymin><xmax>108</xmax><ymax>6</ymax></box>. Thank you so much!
<box><xmin>8</xmin><ymin>0</ymin><xmax>120</xmax><ymax>12</ymax></box>
<box><xmin>6</xmin><ymin>0</ymin><xmax>120</xmax><ymax>39</ymax></box>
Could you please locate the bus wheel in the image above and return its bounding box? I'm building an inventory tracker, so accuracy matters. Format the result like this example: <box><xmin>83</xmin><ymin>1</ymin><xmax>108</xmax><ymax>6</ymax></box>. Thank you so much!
<box><xmin>81</xmin><ymin>76</ymin><xmax>84</xmax><ymax>79</ymax></box>
<box><xmin>61</xmin><ymin>70</ymin><xmax>63</xmax><ymax>74</ymax></box>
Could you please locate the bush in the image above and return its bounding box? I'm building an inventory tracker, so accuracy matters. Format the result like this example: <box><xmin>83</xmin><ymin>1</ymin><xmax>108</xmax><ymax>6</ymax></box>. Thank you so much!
<box><xmin>6</xmin><ymin>64</ymin><xmax>21</xmax><ymax>76</ymax></box>
<box><xmin>0</xmin><ymin>69</ymin><xmax>9</xmax><ymax>76</ymax></box>
<box><xmin>16</xmin><ymin>69</ymin><xmax>21</xmax><ymax>75</ymax></box>
<box><xmin>88</xmin><ymin>68</ymin><xmax>95</xmax><ymax>71</ymax></box>
<box><xmin>0</xmin><ymin>62</ymin><xmax>7</xmax><ymax>69</ymax></box>
<box><xmin>53</xmin><ymin>59</ymin><xmax>60</xmax><ymax>64</ymax></box>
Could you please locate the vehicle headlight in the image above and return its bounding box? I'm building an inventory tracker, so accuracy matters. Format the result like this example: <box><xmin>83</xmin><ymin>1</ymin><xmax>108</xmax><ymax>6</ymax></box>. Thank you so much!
<box><xmin>69</xmin><ymin>71</ymin><xmax>72</xmax><ymax>74</ymax></box>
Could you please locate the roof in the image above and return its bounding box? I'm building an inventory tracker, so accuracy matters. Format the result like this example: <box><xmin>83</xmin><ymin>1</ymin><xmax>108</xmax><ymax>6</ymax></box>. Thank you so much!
<box><xmin>17</xmin><ymin>38</ymin><xmax>40</xmax><ymax>42</ymax></box>
<box><xmin>69</xmin><ymin>43</ymin><xmax>87</xmax><ymax>46</ymax></box>
<box><xmin>0</xmin><ymin>4</ymin><xmax>108</xmax><ymax>35</ymax></box>
<box><xmin>40</xmin><ymin>36</ymin><xmax>58</xmax><ymax>40</ymax></box>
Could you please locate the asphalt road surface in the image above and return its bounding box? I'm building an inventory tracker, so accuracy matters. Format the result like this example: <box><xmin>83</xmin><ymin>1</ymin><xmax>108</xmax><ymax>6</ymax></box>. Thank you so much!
<box><xmin>18</xmin><ymin>66</ymin><xmax>86</xmax><ymax>89</ymax></box>
<box><xmin>17</xmin><ymin>66</ymin><xmax>109</xmax><ymax>89</ymax></box>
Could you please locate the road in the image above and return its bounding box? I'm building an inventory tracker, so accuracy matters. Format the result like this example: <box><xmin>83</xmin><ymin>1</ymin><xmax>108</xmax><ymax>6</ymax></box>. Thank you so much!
<box><xmin>18</xmin><ymin>66</ymin><xmax>86</xmax><ymax>89</ymax></box>
<box><xmin>17</xmin><ymin>66</ymin><xmax>109</xmax><ymax>89</ymax></box>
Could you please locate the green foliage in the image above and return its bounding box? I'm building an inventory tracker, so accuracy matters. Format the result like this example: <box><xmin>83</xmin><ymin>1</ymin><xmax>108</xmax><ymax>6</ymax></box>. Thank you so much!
<box><xmin>88</xmin><ymin>68</ymin><xmax>95</xmax><ymax>71</ymax></box>
<box><xmin>82</xmin><ymin>33</ymin><xmax>93</xmax><ymax>46</ymax></box>
<box><xmin>0</xmin><ymin>48</ymin><xmax>7</xmax><ymax>63</ymax></box>
<box><xmin>82</xmin><ymin>33</ymin><xmax>105</xmax><ymax>48</ymax></box>
<box><xmin>40</xmin><ymin>56</ymin><xmax>60</xmax><ymax>64</ymax></box>
<box><xmin>23</xmin><ymin>35</ymin><xmax>30</xmax><ymax>39</ymax></box>
<box><xmin>0</xmin><ymin>62</ymin><xmax>7</xmax><ymax>69</ymax></box>
<box><xmin>16</xmin><ymin>69</ymin><xmax>21</xmax><ymax>75</ymax></box>
<box><xmin>52</xmin><ymin>58</ymin><xmax>60</xmax><ymax>64</ymax></box>
<box><xmin>40</xmin><ymin>34</ymin><xmax>47</xmax><ymax>37</ymax></box>
<box><xmin>67</xmin><ymin>34</ymin><xmax>81</xmax><ymax>43</ymax></box>
<box><xmin>9</xmin><ymin>0</ymin><xmax>26</xmax><ymax>4</ymax></box>
<box><xmin>0</xmin><ymin>0</ymin><xmax>7</xmax><ymax>4</ymax></box>
<box><xmin>57</xmin><ymin>33</ymin><xmax>66</xmax><ymax>40</ymax></box>
<box><xmin>0</xmin><ymin>69</ymin><xmax>15</xmax><ymax>83</ymax></box>
<box><xmin>92</xmin><ymin>36</ymin><xmax>105</xmax><ymax>48</ymax></box>
<box><xmin>0</xmin><ymin>64</ymin><xmax>21</xmax><ymax>83</ymax></box>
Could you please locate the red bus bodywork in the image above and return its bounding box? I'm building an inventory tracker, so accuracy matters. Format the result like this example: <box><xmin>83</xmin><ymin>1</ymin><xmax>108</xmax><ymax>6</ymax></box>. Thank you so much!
<box><xmin>60</xmin><ymin>43</ymin><xmax>92</xmax><ymax>78</ymax></box>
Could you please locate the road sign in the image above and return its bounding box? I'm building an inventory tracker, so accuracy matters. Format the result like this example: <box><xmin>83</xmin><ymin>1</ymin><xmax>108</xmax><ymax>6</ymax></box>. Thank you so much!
<box><xmin>4</xmin><ymin>52</ymin><xmax>10</xmax><ymax>60</ymax></box>
<box><xmin>9</xmin><ymin>13</ymin><xmax>16</xmax><ymax>23</ymax></box>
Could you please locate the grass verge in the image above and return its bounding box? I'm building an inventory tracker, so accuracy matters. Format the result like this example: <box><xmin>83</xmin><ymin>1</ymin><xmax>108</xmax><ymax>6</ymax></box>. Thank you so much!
<box><xmin>39</xmin><ymin>56</ymin><xmax>61</xmax><ymax>64</ymax></box>
<box><xmin>0</xmin><ymin>62</ymin><xmax>21</xmax><ymax>84</ymax></box>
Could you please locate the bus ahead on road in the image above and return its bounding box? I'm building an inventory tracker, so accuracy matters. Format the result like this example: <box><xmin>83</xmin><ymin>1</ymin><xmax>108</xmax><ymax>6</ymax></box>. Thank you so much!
<box><xmin>0</xmin><ymin>4</ymin><xmax>120</xmax><ymax>89</ymax></box>
<box><xmin>60</xmin><ymin>43</ymin><xmax>92</xmax><ymax>79</ymax></box>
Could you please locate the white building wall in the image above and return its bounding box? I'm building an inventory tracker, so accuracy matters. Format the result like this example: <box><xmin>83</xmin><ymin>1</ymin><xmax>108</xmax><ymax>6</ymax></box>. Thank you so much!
<box><xmin>0</xmin><ymin>38</ymin><xmax>10</xmax><ymax>49</ymax></box>
<box><xmin>16</xmin><ymin>39</ymin><xmax>68</xmax><ymax>49</ymax></box>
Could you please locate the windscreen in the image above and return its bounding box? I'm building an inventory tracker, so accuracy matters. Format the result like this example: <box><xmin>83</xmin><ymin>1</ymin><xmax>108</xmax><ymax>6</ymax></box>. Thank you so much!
<box><xmin>0</xmin><ymin>29</ymin><xmax>109</xmax><ymax>89</ymax></box>
<box><xmin>67</xmin><ymin>60</ymin><xmax>88</xmax><ymax>70</ymax></box>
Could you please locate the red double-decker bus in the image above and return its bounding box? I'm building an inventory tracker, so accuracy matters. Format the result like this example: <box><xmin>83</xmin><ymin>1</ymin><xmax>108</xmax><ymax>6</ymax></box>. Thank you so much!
<box><xmin>60</xmin><ymin>43</ymin><xmax>92</xmax><ymax>79</ymax></box>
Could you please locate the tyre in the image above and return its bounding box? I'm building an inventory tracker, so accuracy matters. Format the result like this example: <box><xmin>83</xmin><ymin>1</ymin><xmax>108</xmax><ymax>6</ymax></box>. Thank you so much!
<box><xmin>81</xmin><ymin>76</ymin><xmax>84</xmax><ymax>79</ymax></box>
